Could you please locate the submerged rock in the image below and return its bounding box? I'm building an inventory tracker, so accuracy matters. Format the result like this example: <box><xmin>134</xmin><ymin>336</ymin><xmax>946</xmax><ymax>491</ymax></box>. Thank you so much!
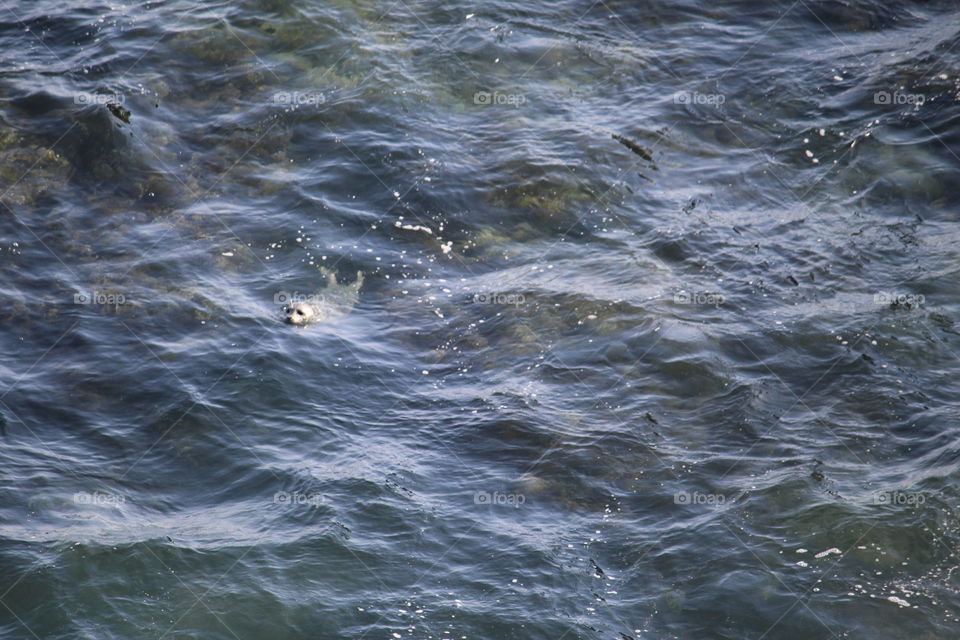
<box><xmin>0</xmin><ymin>132</ymin><xmax>73</xmax><ymax>207</ymax></box>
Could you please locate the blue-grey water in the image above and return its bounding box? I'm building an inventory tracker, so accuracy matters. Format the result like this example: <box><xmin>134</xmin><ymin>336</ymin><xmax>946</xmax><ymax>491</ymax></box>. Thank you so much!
<box><xmin>1</xmin><ymin>1</ymin><xmax>959</xmax><ymax>638</ymax></box>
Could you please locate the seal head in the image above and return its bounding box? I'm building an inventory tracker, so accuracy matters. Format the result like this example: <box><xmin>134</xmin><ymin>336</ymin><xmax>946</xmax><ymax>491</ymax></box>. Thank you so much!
<box><xmin>283</xmin><ymin>301</ymin><xmax>315</xmax><ymax>325</ymax></box>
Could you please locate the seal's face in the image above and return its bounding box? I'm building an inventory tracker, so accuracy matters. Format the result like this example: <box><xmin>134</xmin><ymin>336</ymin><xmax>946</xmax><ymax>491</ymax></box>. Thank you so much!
<box><xmin>284</xmin><ymin>302</ymin><xmax>314</xmax><ymax>325</ymax></box>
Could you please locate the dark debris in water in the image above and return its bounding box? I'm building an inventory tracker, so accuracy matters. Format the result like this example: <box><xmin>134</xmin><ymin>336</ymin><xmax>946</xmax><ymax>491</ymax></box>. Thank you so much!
<box><xmin>107</xmin><ymin>102</ymin><xmax>131</xmax><ymax>124</ymax></box>
<box><xmin>890</xmin><ymin>299</ymin><xmax>920</xmax><ymax>311</ymax></box>
<box><xmin>590</xmin><ymin>557</ymin><xmax>605</xmax><ymax>577</ymax></box>
<box><xmin>810</xmin><ymin>459</ymin><xmax>825</xmax><ymax>482</ymax></box>
<box><xmin>930</xmin><ymin>313</ymin><xmax>957</xmax><ymax>335</ymax></box>
<box><xmin>612</xmin><ymin>133</ymin><xmax>655</xmax><ymax>165</ymax></box>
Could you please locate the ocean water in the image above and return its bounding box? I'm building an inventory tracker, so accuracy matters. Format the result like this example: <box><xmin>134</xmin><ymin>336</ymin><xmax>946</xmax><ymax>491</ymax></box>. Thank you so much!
<box><xmin>1</xmin><ymin>0</ymin><xmax>959</xmax><ymax>638</ymax></box>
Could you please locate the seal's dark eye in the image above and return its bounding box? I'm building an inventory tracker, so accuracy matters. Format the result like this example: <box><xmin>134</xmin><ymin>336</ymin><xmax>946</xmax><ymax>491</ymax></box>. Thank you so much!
<box><xmin>295</xmin><ymin>309</ymin><xmax>303</xmax><ymax>315</ymax></box>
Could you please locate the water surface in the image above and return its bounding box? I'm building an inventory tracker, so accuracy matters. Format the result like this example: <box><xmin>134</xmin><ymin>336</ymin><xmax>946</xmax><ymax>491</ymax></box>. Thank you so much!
<box><xmin>1</xmin><ymin>1</ymin><xmax>960</xmax><ymax>638</ymax></box>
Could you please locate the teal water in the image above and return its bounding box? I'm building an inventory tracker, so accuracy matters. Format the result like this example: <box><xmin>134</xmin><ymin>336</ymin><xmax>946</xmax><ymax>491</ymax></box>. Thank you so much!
<box><xmin>1</xmin><ymin>1</ymin><xmax>960</xmax><ymax>638</ymax></box>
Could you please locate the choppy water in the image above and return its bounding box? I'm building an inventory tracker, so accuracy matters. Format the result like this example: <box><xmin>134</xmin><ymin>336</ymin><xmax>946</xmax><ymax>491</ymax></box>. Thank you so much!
<box><xmin>1</xmin><ymin>0</ymin><xmax>959</xmax><ymax>638</ymax></box>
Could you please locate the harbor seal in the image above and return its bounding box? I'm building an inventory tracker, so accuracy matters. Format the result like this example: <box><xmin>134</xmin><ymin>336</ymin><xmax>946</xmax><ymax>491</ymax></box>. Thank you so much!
<box><xmin>283</xmin><ymin>268</ymin><xmax>363</xmax><ymax>326</ymax></box>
